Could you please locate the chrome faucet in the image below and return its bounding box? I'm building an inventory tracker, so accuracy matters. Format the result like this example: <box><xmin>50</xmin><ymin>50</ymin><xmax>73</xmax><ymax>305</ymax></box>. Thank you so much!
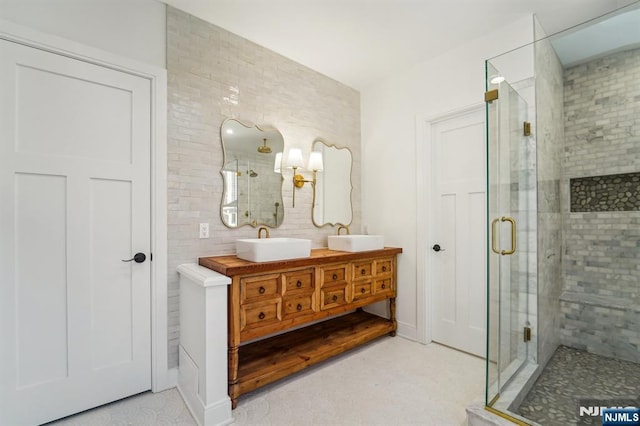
<box><xmin>257</xmin><ymin>226</ymin><xmax>270</xmax><ymax>239</ymax></box>
<box><xmin>337</xmin><ymin>225</ymin><xmax>350</xmax><ymax>235</ymax></box>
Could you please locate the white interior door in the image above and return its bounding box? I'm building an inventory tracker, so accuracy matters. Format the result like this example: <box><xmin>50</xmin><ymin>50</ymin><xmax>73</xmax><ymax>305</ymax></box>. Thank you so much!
<box><xmin>0</xmin><ymin>40</ymin><xmax>152</xmax><ymax>425</ymax></box>
<box><xmin>430</xmin><ymin>106</ymin><xmax>486</xmax><ymax>357</ymax></box>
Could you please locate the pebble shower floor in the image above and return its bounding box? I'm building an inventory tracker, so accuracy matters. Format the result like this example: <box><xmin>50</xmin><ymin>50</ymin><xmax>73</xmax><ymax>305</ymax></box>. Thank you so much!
<box><xmin>517</xmin><ymin>345</ymin><xmax>640</xmax><ymax>426</ymax></box>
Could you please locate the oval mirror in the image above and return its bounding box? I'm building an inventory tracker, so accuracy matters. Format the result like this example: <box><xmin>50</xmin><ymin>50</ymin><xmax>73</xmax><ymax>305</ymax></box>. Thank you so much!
<box><xmin>312</xmin><ymin>139</ymin><xmax>353</xmax><ymax>227</ymax></box>
<box><xmin>220</xmin><ymin>119</ymin><xmax>284</xmax><ymax>228</ymax></box>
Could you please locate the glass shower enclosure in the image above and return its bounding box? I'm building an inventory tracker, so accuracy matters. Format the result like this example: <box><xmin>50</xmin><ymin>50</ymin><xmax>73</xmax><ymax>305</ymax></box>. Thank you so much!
<box><xmin>483</xmin><ymin>2</ymin><xmax>640</xmax><ymax>424</ymax></box>
<box><xmin>485</xmin><ymin>64</ymin><xmax>535</xmax><ymax>416</ymax></box>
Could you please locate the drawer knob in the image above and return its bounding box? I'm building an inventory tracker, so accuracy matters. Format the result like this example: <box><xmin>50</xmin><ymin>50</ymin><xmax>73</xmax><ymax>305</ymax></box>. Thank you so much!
<box><xmin>332</xmin><ymin>295</ymin><xmax>338</xmax><ymax>302</ymax></box>
<box><xmin>360</xmin><ymin>288</ymin><xmax>366</xmax><ymax>294</ymax></box>
<box><xmin>382</xmin><ymin>266</ymin><xmax>387</xmax><ymax>272</ymax></box>
<box><xmin>381</xmin><ymin>283</ymin><xmax>386</xmax><ymax>289</ymax></box>
<box><xmin>332</xmin><ymin>273</ymin><xmax>338</xmax><ymax>280</ymax></box>
<box><xmin>296</xmin><ymin>304</ymin><xmax>303</xmax><ymax>311</ymax></box>
<box><xmin>258</xmin><ymin>312</ymin><xmax>265</xmax><ymax>320</ymax></box>
<box><xmin>259</xmin><ymin>286</ymin><xmax>266</xmax><ymax>294</ymax></box>
<box><xmin>361</xmin><ymin>269</ymin><xmax>366</xmax><ymax>275</ymax></box>
<box><xmin>296</xmin><ymin>280</ymin><xmax>302</xmax><ymax>288</ymax></box>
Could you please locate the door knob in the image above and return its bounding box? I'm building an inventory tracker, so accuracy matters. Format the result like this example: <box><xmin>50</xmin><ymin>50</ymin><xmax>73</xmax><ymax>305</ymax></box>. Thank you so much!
<box><xmin>432</xmin><ymin>244</ymin><xmax>445</xmax><ymax>252</ymax></box>
<box><xmin>122</xmin><ymin>252</ymin><xmax>146</xmax><ymax>263</ymax></box>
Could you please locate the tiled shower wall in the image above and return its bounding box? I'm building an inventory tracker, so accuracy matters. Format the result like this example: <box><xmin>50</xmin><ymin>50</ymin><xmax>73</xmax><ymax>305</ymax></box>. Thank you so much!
<box><xmin>560</xmin><ymin>48</ymin><xmax>640</xmax><ymax>363</ymax></box>
<box><xmin>534</xmin><ymin>19</ymin><xmax>564</xmax><ymax>371</ymax></box>
<box><xmin>166</xmin><ymin>7</ymin><xmax>361</xmax><ymax>368</ymax></box>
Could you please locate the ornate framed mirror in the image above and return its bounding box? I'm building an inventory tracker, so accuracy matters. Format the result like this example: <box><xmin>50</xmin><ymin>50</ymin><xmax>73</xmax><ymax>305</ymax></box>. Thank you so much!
<box><xmin>220</xmin><ymin>118</ymin><xmax>284</xmax><ymax>228</ymax></box>
<box><xmin>311</xmin><ymin>139</ymin><xmax>353</xmax><ymax>227</ymax></box>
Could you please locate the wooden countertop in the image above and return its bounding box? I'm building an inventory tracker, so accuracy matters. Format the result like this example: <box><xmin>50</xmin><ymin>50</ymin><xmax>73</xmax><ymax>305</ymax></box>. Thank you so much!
<box><xmin>199</xmin><ymin>247</ymin><xmax>402</xmax><ymax>276</ymax></box>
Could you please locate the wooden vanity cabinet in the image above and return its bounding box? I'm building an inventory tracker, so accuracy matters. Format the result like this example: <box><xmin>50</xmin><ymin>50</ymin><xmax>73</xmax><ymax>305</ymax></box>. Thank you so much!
<box><xmin>319</xmin><ymin>263</ymin><xmax>350</xmax><ymax>309</ymax></box>
<box><xmin>279</xmin><ymin>268</ymin><xmax>317</xmax><ymax>321</ymax></box>
<box><xmin>199</xmin><ymin>247</ymin><xmax>402</xmax><ymax>408</ymax></box>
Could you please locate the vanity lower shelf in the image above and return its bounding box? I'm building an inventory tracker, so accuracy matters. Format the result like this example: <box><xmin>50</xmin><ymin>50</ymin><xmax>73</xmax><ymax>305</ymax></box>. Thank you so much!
<box><xmin>236</xmin><ymin>310</ymin><xmax>395</xmax><ymax>397</ymax></box>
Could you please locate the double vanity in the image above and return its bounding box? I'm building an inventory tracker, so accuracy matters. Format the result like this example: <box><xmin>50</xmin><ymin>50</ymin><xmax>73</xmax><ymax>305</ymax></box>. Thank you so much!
<box><xmin>177</xmin><ymin>118</ymin><xmax>401</xmax><ymax>419</ymax></box>
<box><xmin>198</xmin><ymin>236</ymin><xmax>401</xmax><ymax>408</ymax></box>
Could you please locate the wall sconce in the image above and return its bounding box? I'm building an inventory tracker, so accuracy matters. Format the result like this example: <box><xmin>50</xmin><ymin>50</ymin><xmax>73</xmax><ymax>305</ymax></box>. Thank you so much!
<box><xmin>287</xmin><ymin>148</ymin><xmax>323</xmax><ymax>207</ymax></box>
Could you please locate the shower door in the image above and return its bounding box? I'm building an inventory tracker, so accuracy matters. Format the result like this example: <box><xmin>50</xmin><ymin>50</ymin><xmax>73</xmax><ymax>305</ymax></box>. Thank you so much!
<box><xmin>485</xmin><ymin>66</ymin><xmax>532</xmax><ymax>406</ymax></box>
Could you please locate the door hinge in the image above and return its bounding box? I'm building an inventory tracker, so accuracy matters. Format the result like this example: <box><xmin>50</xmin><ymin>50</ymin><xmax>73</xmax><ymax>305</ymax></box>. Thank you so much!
<box><xmin>484</xmin><ymin>89</ymin><xmax>499</xmax><ymax>103</ymax></box>
<box><xmin>523</xmin><ymin>121</ymin><xmax>532</xmax><ymax>136</ymax></box>
<box><xmin>150</xmin><ymin>252</ymin><xmax>153</xmax><ymax>261</ymax></box>
<box><xmin>524</xmin><ymin>326</ymin><xmax>532</xmax><ymax>342</ymax></box>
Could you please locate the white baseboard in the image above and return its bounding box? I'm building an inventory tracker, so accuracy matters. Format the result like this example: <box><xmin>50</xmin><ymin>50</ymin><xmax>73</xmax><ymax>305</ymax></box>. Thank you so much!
<box><xmin>176</xmin><ymin>386</ymin><xmax>233</xmax><ymax>426</ymax></box>
<box><xmin>397</xmin><ymin>320</ymin><xmax>418</xmax><ymax>341</ymax></box>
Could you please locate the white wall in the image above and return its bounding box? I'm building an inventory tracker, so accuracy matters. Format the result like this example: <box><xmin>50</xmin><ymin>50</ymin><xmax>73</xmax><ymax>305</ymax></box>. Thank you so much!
<box><xmin>360</xmin><ymin>16</ymin><xmax>535</xmax><ymax>340</ymax></box>
<box><xmin>0</xmin><ymin>0</ymin><xmax>166</xmax><ymax>68</ymax></box>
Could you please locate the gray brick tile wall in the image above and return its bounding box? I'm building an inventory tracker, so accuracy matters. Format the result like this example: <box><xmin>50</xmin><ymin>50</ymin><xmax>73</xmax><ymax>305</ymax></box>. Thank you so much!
<box><xmin>560</xmin><ymin>47</ymin><xmax>640</xmax><ymax>361</ymax></box>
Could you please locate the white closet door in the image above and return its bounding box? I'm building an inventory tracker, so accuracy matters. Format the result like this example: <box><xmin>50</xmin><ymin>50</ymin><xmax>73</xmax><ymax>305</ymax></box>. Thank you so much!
<box><xmin>0</xmin><ymin>39</ymin><xmax>152</xmax><ymax>425</ymax></box>
<box><xmin>430</xmin><ymin>106</ymin><xmax>487</xmax><ymax>357</ymax></box>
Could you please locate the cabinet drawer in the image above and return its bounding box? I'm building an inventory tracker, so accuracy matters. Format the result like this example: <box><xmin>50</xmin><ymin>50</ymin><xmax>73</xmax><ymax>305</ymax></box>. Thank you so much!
<box><xmin>374</xmin><ymin>278</ymin><xmax>393</xmax><ymax>295</ymax></box>
<box><xmin>376</xmin><ymin>259</ymin><xmax>392</xmax><ymax>276</ymax></box>
<box><xmin>353</xmin><ymin>281</ymin><xmax>373</xmax><ymax>301</ymax></box>
<box><xmin>283</xmin><ymin>294</ymin><xmax>315</xmax><ymax>317</ymax></box>
<box><xmin>320</xmin><ymin>284</ymin><xmax>349</xmax><ymax>310</ymax></box>
<box><xmin>284</xmin><ymin>269</ymin><xmax>314</xmax><ymax>294</ymax></box>
<box><xmin>241</xmin><ymin>299</ymin><xmax>281</xmax><ymax>330</ymax></box>
<box><xmin>241</xmin><ymin>274</ymin><xmax>281</xmax><ymax>302</ymax></box>
<box><xmin>353</xmin><ymin>261</ymin><xmax>373</xmax><ymax>279</ymax></box>
<box><xmin>321</xmin><ymin>265</ymin><xmax>348</xmax><ymax>286</ymax></box>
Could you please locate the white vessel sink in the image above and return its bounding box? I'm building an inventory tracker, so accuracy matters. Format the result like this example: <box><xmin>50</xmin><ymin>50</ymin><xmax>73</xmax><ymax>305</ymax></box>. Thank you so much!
<box><xmin>327</xmin><ymin>235</ymin><xmax>384</xmax><ymax>252</ymax></box>
<box><xmin>236</xmin><ymin>238</ymin><xmax>311</xmax><ymax>262</ymax></box>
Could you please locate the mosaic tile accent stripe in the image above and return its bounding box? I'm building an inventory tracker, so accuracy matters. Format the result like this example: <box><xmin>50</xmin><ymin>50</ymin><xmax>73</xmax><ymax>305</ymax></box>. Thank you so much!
<box><xmin>570</xmin><ymin>172</ymin><xmax>640</xmax><ymax>212</ymax></box>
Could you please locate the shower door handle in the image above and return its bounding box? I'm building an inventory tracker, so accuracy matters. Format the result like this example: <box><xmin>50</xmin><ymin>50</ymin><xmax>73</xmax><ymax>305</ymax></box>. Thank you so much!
<box><xmin>491</xmin><ymin>217</ymin><xmax>516</xmax><ymax>255</ymax></box>
<box><xmin>500</xmin><ymin>216</ymin><xmax>516</xmax><ymax>255</ymax></box>
<box><xmin>491</xmin><ymin>218</ymin><xmax>500</xmax><ymax>254</ymax></box>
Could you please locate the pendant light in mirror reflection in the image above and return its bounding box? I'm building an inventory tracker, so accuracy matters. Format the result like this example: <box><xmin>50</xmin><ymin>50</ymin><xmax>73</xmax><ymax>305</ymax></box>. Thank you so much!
<box><xmin>220</xmin><ymin>118</ymin><xmax>285</xmax><ymax>228</ymax></box>
<box><xmin>286</xmin><ymin>148</ymin><xmax>323</xmax><ymax>208</ymax></box>
<box><xmin>258</xmin><ymin>138</ymin><xmax>272</xmax><ymax>154</ymax></box>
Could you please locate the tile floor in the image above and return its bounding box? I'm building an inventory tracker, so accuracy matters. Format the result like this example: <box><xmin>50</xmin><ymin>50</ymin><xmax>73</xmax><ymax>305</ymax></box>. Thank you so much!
<box><xmin>49</xmin><ymin>337</ymin><xmax>485</xmax><ymax>426</ymax></box>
